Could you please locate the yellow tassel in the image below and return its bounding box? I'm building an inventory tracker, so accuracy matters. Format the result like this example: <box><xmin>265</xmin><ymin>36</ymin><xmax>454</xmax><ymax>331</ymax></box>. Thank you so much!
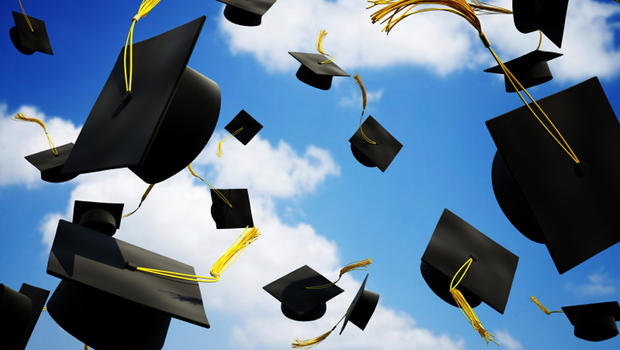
<box><xmin>18</xmin><ymin>0</ymin><xmax>34</xmax><ymax>32</ymax></box>
<box><xmin>187</xmin><ymin>163</ymin><xmax>233</xmax><ymax>208</ymax></box>
<box><xmin>292</xmin><ymin>328</ymin><xmax>335</xmax><ymax>349</ymax></box>
<box><xmin>315</xmin><ymin>29</ymin><xmax>335</xmax><ymax>64</ymax></box>
<box><xmin>12</xmin><ymin>113</ymin><xmax>59</xmax><ymax>156</ymax></box>
<box><xmin>353</xmin><ymin>74</ymin><xmax>377</xmax><ymax>145</ymax></box>
<box><xmin>217</xmin><ymin>127</ymin><xmax>244</xmax><ymax>158</ymax></box>
<box><xmin>124</xmin><ymin>0</ymin><xmax>162</xmax><ymax>92</ymax></box>
<box><xmin>306</xmin><ymin>258</ymin><xmax>372</xmax><ymax>289</ymax></box>
<box><xmin>42</xmin><ymin>306</ymin><xmax>46</xmax><ymax>311</ymax></box>
<box><xmin>530</xmin><ymin>296</ymin><xmax>564</xmax><ymax>315</ymax></box>
<box><xmin>84</xmin><ymin>345</ymin><xmax>89</xmax><ymax>350</ymax></box>
<box><xmin>122</xmin><ymin>183</ymin><xmax>155</xmax><ymax>218</ymax></box>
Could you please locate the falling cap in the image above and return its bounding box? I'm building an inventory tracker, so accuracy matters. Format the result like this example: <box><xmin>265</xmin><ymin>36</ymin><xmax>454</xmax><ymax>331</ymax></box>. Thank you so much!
<box><xmin>484</xmin><ymin>50</ymin><xmax>562</xmax><ymax>92</ymax></box>
<box><xmin>263</xmin><ymin>265</ymin><xmax>344</xmax><ymax>321</ymax></box>
<box><xmin>420</xmin><ymin>209</ymin><xmax>519</xmax><ymax>314</ymax></box>
<box><xmin>10</xmin><ymin>11</ymin><xmax>53</xmax><ymax>55</ymax></box>
<box><xmin>210</xmin><ymin>188</ymin><xmax>254</xmax><ymax>229</ymax></box>
<box><xmin>218</xmin><ymin>0</ymin><xmax>277</xmax><ymax>26</ymax></box>
<box><xmin>45</xmin><ymin>219</ymin><xmax>210</xmax><ymax>349</ymax></box>
<box><xmin>289</xmin><ymin>52</ymin><xmax>349</xmax><ymax>90</ymax></box>
<box><xmin>339</xmin><ymin>274</ymin><xmax>379</xmax><ymax>334</ymax></box>
<box><xmin>225</xmin><ymin>109</ymin><xmax>263</xmax><ymax>145</ymax></box>
<box><xmin>72</xmin><ymin>200</ymin><xmax>124</xmax><ymax>236</ymax></box>
<box><xmin>486</xmin><ymin>77</ymin><xmax>620</xmax><ymax>274</ymax></box>
<box><xmin>61</xmin><ymin>16</ymin><xmax>221</xmax><ymax>184</ymax></box>
<box><xmin>349</xmin><ymin>116</ymin><xmax>403</xmax><ymax>172</ymax></box>
<box><xmin>562</xmin><ymin>301</ymin><xmax>620</xmax><ymax>342</ymax></box>
<box><xmin>25</xmin><ymin>143</ymin><xmax>76</xmax><ymax>183</ymax></box>
<box><xmin>512</xmin><ymin>0</ymin><xmax>569</xmax><ymax>48</ymax></box>
<box><xmin>0</xmin><ymin>283</ymin><xmax>50</xmax><ymax>350</ymax></box>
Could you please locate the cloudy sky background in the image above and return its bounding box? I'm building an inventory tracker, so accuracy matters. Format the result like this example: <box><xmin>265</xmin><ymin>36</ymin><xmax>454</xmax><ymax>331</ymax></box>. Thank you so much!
<box><xmin>1</xmin><ymin>0</ymin><xmax>619</xmax><ymax>349</ymax></box>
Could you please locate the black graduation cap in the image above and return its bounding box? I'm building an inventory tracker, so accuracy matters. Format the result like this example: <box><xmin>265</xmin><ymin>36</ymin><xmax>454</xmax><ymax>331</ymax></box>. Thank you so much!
<box><xmin>420</xmin><ymin>209</ymin><xmax>519</xmax><ymax>314</ymax></box>
<box><xmin>263</xmin><ymin>265</ymin><xmax>344</xmax><ymax>321</ymax></box>
<box><xmin>45</xmin><ymin>219</ymin><xmax>210</xmax><ymax>349</ymax></box>
<box><xmin>61</xmin><ymin>16</ymin><xmax>221</xmax><ymax>184</ymax></box>
<box><xmin>349</xmin><ymin>116</ymin><xmax>402</xmax><ymax>172</ymax></box>
<box><xmin>487</xmin><ymin>77</ymin><xmax>620</xmax><ymax>274</ymax></box>
<box><xmin>0</xmin><ymin>283</ymin><xmax>50</xmax><ymax>350</ymax></box>
<box><xmin>512</xmin><ymin>0</ymin><xmax>569</xmax><ymax>48</ymax></box>
<box><xmin>9</xmin><ymin>11</ymin><xmax>53</xmax><ymax>55</ymax></box>
<box><xmin>24</xmin><ymin>143</ymin><xmax>76</xmax><ymax>183</ymax></box>
<box><xmin>562</xmin><ymin>301</ymin><xmax>620</xmax><ymax>342</ymax></box>
<box><xmin>484</xmin><ymin>50</ymin><xmax>562</xmax><ymax>92</ymax></box>
<box><xmin>72</xmin><ymin>200</ymin><xmax>124</xmax><ymax>236</ymax></box>
<box><xmin>218</xmin><ymin>0</ymin><xmax>277</xmax><ymax>26</ymax></box>
<box><xmin>339</xmin><ymin>274</ymin><xmax>379</xmax><ymax>334</ymax></box>
<box><xmin>210</xmin><ymin>188</ymin><xmax>254</xmax><ymax>229</ymax></box>
<box><xmin>225</xmin><ymin>109</ymin><xmax>263</xmax><ymax>145</ymax></box>
<box><xmin>289</xmin><ymin>52</ymin><xmax>349</xmax><ymax>90</ymax></box>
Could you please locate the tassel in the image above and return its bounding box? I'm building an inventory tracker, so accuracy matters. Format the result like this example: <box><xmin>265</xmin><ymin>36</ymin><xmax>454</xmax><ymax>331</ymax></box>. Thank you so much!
<box><xmin>124</xmin><ymin>0</ymin><xmax>162</xmax><ymax>92</ymax></box>
<box><xmin>84</xmin><ymin>345</ymin><xmax>89</xmax><ymax>350</ymax></box>
<box><xmin>217</xmin><ymin>127</ymin><xmax>244</xmax><ymax>158</ymax></box>
<box><xmin>12</xmin><ymin>113</ymin><xmax>58</xmax><ymax>155</ymax></box>
<box><xmin>187</xmin><ymin>163</ymin><xmax>233</xmax><ymax>208</ymax></box>
<box><xmin>18</xmin><ymin>0</ymin><xmax>34</xmax><ymax>32</ymax></box>
<box><xmin>122</xmin><ymin>183</ymin><xmax>155</xmax><ymax>218</ymax></box>
<box><xmin>353</xmin><ymin>74</ymin><xmax>376</xmax><ymax>145</ymax></box>
<box><xmin>306</xmin><ymin>258</ymin><xmax>372</xmax><ymax>289</ymax></box>
<box><xmin>530</xmin><ymin>296</ymin><xmax>563</xmax><ymax>315</ymax></box>
<box><xmin>292</xmin><ymin>328</ymin><xmax>335</xmax><ymax>349</ymax></box>
<box><xmin>315</xmin><ymin>29</ymin><xmax>335</xmax><ymax>64</ymax></box>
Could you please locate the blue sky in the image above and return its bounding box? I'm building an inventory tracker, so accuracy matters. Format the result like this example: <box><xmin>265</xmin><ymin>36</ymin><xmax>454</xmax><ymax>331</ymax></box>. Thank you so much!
<box><xmin>1</xmin><ymin>0</ymin><xmax>620</xmax><ymax>349</ymax></box>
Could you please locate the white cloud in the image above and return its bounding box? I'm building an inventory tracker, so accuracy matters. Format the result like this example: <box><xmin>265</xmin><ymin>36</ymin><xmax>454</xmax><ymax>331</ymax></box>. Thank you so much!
<box><xmin>0</xmin><ymin>104</ymin><xmax>80</xmax><ymax>188</ymax></box>
<box><xmin>493</xmin><ymin>330</ymin><xmax>523</xmax><ymax>350</ymax></box>
<box><xmin>217</xmin><ymin>0</ymin><xmax>620</xmax><ymax>81</ymax></box>
<box><xmin>339</xmin><ymin>88</ymin><xmax>384</xmax><ymax>108</ymax></box>
<box><xmin>37</xmin><ymin>116</ymin><xmax>464</xmax><ymax>349</ymax></box>
<box><xmin>565</xmin><ymin>272</ymin><xmax>618</xmax><ymax>296</ymax></box>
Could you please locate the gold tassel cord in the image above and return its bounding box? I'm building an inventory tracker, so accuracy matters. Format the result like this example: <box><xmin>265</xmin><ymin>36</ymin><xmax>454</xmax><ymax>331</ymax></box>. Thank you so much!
<box><xmin>366</xmin><ymin>0</ymin><xmax>580</xmax><ymax>164</ymax></box>
<box><xmin>353</xmin><ymin>74</ymin><xmax>377</xmax><ymax>145</ymax></box>
<box><xmin>449</xmin><ymin>258</ymin><xmax>500</xmax><ymax>346</ymax></box>
<box><xmin>122</xmin><ymin>183</ymin><xmax>155</xmax><ymax>218</ymax></box>
<box><xmin>536</xmin><ymin>30</ymin><xmax>543</xmax><ymax>50</ymax></box>
<box><xmin>124</xmin><ymin>0</ymin><xmax>161</xmax><ymax>92</ymax></box>
<box><xmin>217</xmin><ymin>127</ymin><xmax>244</xmax><ymax>157</ymax></box>
<box><xmin>316</xmin><ymin>29</ymin><xmax>335</xmax><ymax>64</ymax></box>
<box><xmin>12</xmin><ymin>113</ymin><xmax>59</xmax><ymax>156</ymax></box>
<box><xmin>291</xmin><ymin>305</ymin><xmax>352</xmax><ymax>349</ymax></box>
<box><xmin>187</xmin><ymin>163</ymin><xmax>233</xmax><ymax>208</ymax></box>
<box><xmin>306</xmin><ymin>258</ymin><xmax>373</xmax><ymax>290</ymax></box>
<box><xmin>18</xmin><ymin>0</ymin><xmax>34</xmax><ymax>32</ymax></box>
<box><xmin>530</xmin><ymin>296</ymin><xmax>564</xmax><ymax>315</ymax></box>
<box><xmin>136</xmin><ymin>226</ymin><xmax>261</xmax><ymax>283</ymax></box>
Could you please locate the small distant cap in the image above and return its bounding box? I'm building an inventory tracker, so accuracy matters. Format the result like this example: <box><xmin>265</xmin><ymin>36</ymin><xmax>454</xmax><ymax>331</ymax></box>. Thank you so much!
<box><xmin>62</xmin><ymin>16</ymin><xmax>221</xmax><ymax>184</ymax></box>
<box><xmin>210</xmin><ymin>188</ymin><xmax>254</xmax><ymax>229</ymax></box>
<box><xmin>512</xmin><ymin>0</ymin><xmax>569</xmax><ymax>48</ymax></box>
<box><xmin>225</xmin><ymin>109</ymin><xmax>263</xmax><ymax>145</ymax></box>
<box><xmin>484</xmin><ymin>50</ymin><xmax>562</xmax><ymax>92</ymax></box>
<box><xmin>339</xmin><ymin>274</ymin><xmax>379</xmax><ymax>334</ymax></box>
<box><xmin>421</xmin><ymin>209</ymin><xmax>519</xmax><ymax>314</ymax></box>
<box><xmin>10</xmin><ymin>11</ymin><xmax>53</xmax><ymax>55</ymax></box>
<box><xmin>24</xmin><ymin>143</ymin><xmax>76</xmax><ymax>183</ymax></box>
<box><xmin>0</xmin><ymin>283</ymin><xmax>50</xmax><ymax>350</ymax></box>
<box><xmin>218</xmin><ymin>0</ymin><xmax>277</xmax><ymax>26</ymax></box>
<box><xmin>46</xmin><ymin>219</ymin><xmax>209</xmax><ymax>349</ymax></box>
<box><xmin>349</xmin><ymin>116</ymin><xmax>403</xmax><ymax>172</ymax></box>
<box><xmin>72</xmin><ymin>200</ymin><xmax>124</xmax><ymax>236</ymax></box>
<box><xmin>562</xmin><ymin>301</ymin><xmax>620</xmax><ymax>342</ymax></box>
<box><xmin>263</xmin><ymin>265</ymin><xmax>344</xmax><ymax>321</ymax></box>
<box><xmin>486</xmin><ymin>77</ymin><xmax>620</xmax><ymax>274</ymax></box>
<box><xmin>289</xmin><ymin>52</ymin><xmax>349</xmax><ymax>90</ymax></box>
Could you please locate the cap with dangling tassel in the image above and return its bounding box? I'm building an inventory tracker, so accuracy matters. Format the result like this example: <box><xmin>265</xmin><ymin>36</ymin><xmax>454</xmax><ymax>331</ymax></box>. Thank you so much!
<box><xmin>217</xmin><ymin>109</ymin><xmax>263</xmax><ymax>157</ymax></box>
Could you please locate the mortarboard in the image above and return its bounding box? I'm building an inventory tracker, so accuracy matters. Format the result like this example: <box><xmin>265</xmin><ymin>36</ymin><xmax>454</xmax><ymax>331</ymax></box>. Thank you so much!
<box><xmin>218</xmin><ymin>0</ymin><xmax>277</xmax><ymax>26</ymax></box>
<box><xmin>289</xmin><ymin>52</ymin><xmax>349</xmax><ymax>90</ymax></box>
<box><xmin>484</xmin><ymin>50</ymin><xmax>562</xmax><ymax>92</ymax></box>
<box><xmin>349</xmin><ymin>116</ymin><xmax>402</xmax><ymax>172</ymax></box>
<box><xmin>562</xmin><ymin>302</ymin><xmax>620</xmax><ymax>342</ymax></box>
<box><xmin>210</xmin><ymin>188</ymin><xmax>254</xmax><ymax>229</ymax></box>
<box><xmin>25</xmin><ymin>143</ymin><xmax>76</xmax><ymax>183</ymax></box>
<box><xmin>10</xmin><ymin>10</ymin><xmax>53</xmax><ymax>55</ymax></box>
<box><xmin>224</xmin><ymin>109</ymin><xmax>263</xmax><ymax>145</ymax></box>
<box><xmin>61</xmin><ymin>16</ymin><xmax>221</xmax><ymax>184</ymax></box>
<box><xmin>46</xmin><ymin>219</ymin><xmax>210</xmax><ymax>349</ymax></box>
<box><xmin>512</xmin><ymin>0</ymin><xmax>569</xmax><ymax>48</ymax></box>
<box><xmin>263</xmin><ymin>265</ymin><xmax>344</xmax><ymax>321</ymax></box>
<box><xmin>421</xmin><ymin>209</ymin><xmax>519</xmax><ymax>314</ymax></box>
<box><xmin>72</xmin><ymin>200</ymin><xmax>124</xmax><ymax>236</ymax></box>
<box><xmin>487</xmin><ymin>77</ymin><xmax>620</xmax><ymax>274</ymax></box>
<box><xmin>0</xmin><ymin>283</ymin><xmax>50</xmax><ymax>350</ymax></box>
<box><xmin>339</xmin><ymin>274</ymin><xmax>379</xmax><ymax>334</ymax></box>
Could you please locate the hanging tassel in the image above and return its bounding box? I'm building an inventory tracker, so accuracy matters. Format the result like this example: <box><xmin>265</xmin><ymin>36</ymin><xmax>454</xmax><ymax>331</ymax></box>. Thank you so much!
<box><xmin>306</xmin><ymin>258</ymin><xmax>372</xmax><ymax>290</ymax></box>
<box><xmin>530</xmin><ymin>296</ymin><xmax>564</xmax><ymax>315</ymax></box>
<box><xmin>124</xmin><ymin>0</ymin><xmax>161</xmax><ymax>92</ymax></box>
<box><xmin>18</xmin><ymin>0</ymin><xmax>34</xmax><ymax>32</ymax></box>
<box><xmin>292</xmin><ymin>327</ymin><xmax>336</xmax><ymax>349</ymax></box>
<box><xmin>316</xmin><ymin>29</ymin><xmax>335</xmax><ymax>64</ymax></box>
<box><xmin>353</xmin><ymin>74</ymin><xmax>377</xmax><ymax>145</ymax></box>
<box><xmin>187</xmin><ymin>163</ymin><xmax>233</xmax><ymax>208</ymax></box>
<box><xmin>122</xmin><ymin>183</ymin><xmax>155</xmax><ymax>218</ymax></box>
<box><xmin>12</xmin><ymin>113</ymin><xmax>59</xmax><ymax>155</ymax></box>
<box><xmin>84</xmin><ymin>345</ymin><xmax>89</xmax><ymax>350</ymax></box>
<box><xmin>217</xmin><ymin>127</ymin><xmax>244</xmax><ymax>157</ymax></box>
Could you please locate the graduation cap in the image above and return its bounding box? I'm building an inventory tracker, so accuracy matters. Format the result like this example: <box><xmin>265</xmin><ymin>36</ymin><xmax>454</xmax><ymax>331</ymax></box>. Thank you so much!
<box><xmin>61</xmin><ymin>16</ymin><xmax>221</xmax><ymax>184</ymax></box>
<box><xmin>210</xmin><ymin>188</ymin><xmax>254</xmax><ymax>229</ymax></box>
<box><xmin>484</xmin><ymin>50</ymin><xmax>562</xmax><ymax>92</ymax></box>
<box><xmin>10</xmin><ymin>10</ymin><xmax>53</xmax><ymax>55</ymax></box>
<box><xmin>290</xmin><ymin>52</ymin><xmax>349</xmax><ymax>90</ymax></box>
<box><xmin>225</xmin><ymin>110</ymin><xmax>263</xmax><ymax>146</ymax></box>
<box><xmin>218</xmin><ymin>0</ymin><xmax>277</xmax><ymax>26</ymax></box>
<box><xmin>46</xmin><ymin>219</ymin><xmax>210</xmax><ymax>349</ymax></box>
<box><xmin>0</xmin><ymin>283</ymin><xmax>49</xmax><ymax>350</ymax></box>
<box><xmin>263</xmin><ymin>265</ymin><xmax>344</xmax><ymax>321</ymax></box>
<box><xmin>487</xmin><ymin>77</ymin><xmax>620</xmax><ymax>274</ymax></box>
<box><xmin>24</xmin><ymin>143</ymin><xmax>76</xmax><ymax>183</ymax></box>
<box><xmin>563</xmin><ymin>302</ymin><xmax>620</xmax><ymax>342</ymax></box>
<box><xmin>512</xmin><ymin>0</ymin><xmax>569</xmax><ymax>48</ymax></box>
<box><xmin>349</xmin><ymin>116</ymin><xmax>402</xmax><ymax>172</ymax></box>
<box><xmin>72</xmin><ymin>200</ymin><xmax>124</xmax><ymax>236</ymax></box>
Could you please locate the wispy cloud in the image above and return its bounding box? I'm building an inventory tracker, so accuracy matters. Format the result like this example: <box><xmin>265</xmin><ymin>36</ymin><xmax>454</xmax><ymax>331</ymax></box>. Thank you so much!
<box><xmin>339</xmin><ymin>88</ymin><xmax>384</xmax><ymax>108</ymax></box>
<box><xmin>494</xmin><ymin>330</ymin><xmax>523</xmax><ymax>350</ymax></box>
<box><xmin>565</xmin><ymin>271</ymin><xmax>618</xmax><ymax>297</ymax></box>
